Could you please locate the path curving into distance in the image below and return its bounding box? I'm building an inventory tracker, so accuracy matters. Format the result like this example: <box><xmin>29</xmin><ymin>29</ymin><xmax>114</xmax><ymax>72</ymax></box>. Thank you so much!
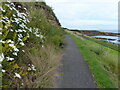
<box><xmin>56</xmin><ymin>35</ymin><xmax>97</xmax><ymax>88</ymax></box>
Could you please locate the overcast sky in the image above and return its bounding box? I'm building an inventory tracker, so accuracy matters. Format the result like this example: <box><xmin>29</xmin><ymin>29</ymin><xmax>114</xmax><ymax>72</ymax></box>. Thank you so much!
<box><xmin>45</xmin><ymin>0</ymin><xmax>119</xmax><ymax>31</ymax></box>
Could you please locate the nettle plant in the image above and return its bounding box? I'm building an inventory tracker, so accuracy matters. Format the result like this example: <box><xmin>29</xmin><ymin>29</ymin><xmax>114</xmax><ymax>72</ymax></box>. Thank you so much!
<box><xmin>0</xmin><ymin>1</ymin><xmax>44</xmax><ymax>86</ymax></box>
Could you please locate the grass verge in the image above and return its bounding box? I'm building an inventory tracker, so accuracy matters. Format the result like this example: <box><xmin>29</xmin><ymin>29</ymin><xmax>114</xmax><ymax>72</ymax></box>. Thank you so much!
<box><xmin>17</xmin><ymin>45</ymin><xmax>63</xmax><ymax>88</ymax></box>
<box><xmin>69</xmin><ymin>33</ymin><xmax>119</xmax><ymax>88</ymax></box>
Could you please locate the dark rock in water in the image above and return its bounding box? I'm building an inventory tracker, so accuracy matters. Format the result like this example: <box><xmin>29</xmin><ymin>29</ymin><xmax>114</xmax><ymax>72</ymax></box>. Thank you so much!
<box><xmin>94</xmin><ymin>37</ymin><xmax>116</xmax><ymax>41</ymax></box>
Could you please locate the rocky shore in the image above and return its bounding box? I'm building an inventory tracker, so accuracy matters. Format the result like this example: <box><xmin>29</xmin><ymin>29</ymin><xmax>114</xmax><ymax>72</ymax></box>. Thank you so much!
<box><xmin>69</xmin><ymin>29</ymin><xmax>119</xmax><ymax>36</ymax></box>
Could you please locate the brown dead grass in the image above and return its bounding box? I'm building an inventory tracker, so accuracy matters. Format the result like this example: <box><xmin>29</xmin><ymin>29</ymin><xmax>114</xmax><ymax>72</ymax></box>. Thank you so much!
<box><xmin>18</xmin><ymin>45</ymin><xmax>63</xmax><ymax>88</ymax></box>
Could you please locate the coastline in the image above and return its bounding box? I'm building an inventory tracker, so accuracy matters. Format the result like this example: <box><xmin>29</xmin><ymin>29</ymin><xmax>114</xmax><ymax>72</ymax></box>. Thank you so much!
<box><xmin>68</xmin><ymin>29</ymin><xmax>119</xmax><ymax>36</ymax></box>
<box><xmin>64</xmin><ymin>29</ymin><xmax>120</xmax><ymax>45</ymax></box>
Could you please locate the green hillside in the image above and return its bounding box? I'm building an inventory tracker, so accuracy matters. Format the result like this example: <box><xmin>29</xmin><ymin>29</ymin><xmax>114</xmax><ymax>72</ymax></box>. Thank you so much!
<box><xmin>69</xmin><ymin>32</ymin><xmax>119</xmax><ymax>88</ymax></box>
<box><xmin>1</xmin><ymin>1</ymin><xmax>64</xmax><ymax>88</ymax></box>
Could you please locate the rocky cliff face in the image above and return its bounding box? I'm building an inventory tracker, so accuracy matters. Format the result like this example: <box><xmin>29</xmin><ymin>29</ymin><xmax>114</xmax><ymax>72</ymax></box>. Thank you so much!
<box><xmin>34</xmin><ymin>2</ymin><xmax>61</xmax><ymax>26</ymax></box>
<box><xmin>15</xmin><ymin>2</ymin><xmax>61</xmax><ymax>26</ymax></box>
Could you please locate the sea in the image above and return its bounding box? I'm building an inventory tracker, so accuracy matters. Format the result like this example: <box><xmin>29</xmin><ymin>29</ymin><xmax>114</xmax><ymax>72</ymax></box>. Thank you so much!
<box><xmin>92</xmin><ymin>30</ymin><xmax>120</xmax><ymax>45</ymax></box>
<box><xmin>99</xmin><ymin>30</ymin><xmax>119</xmax><ymax>33</ymax></box>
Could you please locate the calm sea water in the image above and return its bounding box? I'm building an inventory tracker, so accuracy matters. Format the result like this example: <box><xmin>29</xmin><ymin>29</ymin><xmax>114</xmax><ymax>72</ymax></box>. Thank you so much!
<box><xmin>99</xmin><ymin>30</ymin><xmax>118</xmax><ymax>33</ymax></box>
<box><xmin>92</xmin><ymin>36</ymin><xmax>120</xmax><ymax>44</ymax></box>
<box><xmin>91</xmin><ymin>30</ymin><xmax>119</xmax><ymax>44</ymax></box>
<box><xmin>93</xmin><ymin>36</ymin><xmax>118</xmax><ymax>39</ymax></box>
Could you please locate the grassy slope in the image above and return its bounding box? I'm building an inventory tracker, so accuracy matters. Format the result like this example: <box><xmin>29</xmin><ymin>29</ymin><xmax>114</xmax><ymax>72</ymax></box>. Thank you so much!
<box><xmin>70</xmin><ymin>33</ymin><xmax>119</xmax><ymax>88</ymax></box>
<box><xmin>84</xmin><ymin>35</ymin><xmax>119</xmax><ymax>52</ymax></box>
<box><xmin>18</xmin><ymin>2</ymin><xmax>64</xmax><ymax>88</ymax></box>
<box><xmin>2</xmin><ymin>2</ymin><xmax>64</xmax><ymax>88</ymax></box>
<box><xmin>74</xmin><ymin>32</ymin><xmax>119</xmax><ymax>52</ymax></box>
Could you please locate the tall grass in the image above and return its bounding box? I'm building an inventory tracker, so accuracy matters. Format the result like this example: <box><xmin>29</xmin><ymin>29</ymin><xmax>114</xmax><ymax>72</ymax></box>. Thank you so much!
<box><xmin>18</xmin><ymin>45</ymin><xmax>63</xmax><ymax>88</ymax></box>
<box><xmin>88</xmin><ymin>45</ymin><xmax>118</xmax><ymax>74</ymax></box>
<box><xmin>2</xmin><ymin>2</ymin><xmax>64</xmax><ymax>88</ymax></box>
<box><xmin>17</xmin><ymin>2</ymin><xmax>64</xmax><ymax>88</ymax></box>
<box><xmin>84</xmin><ymin>34</ymin><xmax>119</xmax><ymax>52</ymax></box>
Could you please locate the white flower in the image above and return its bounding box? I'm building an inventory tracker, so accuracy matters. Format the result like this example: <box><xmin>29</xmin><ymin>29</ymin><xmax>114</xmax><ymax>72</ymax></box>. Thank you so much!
<box><xmin>13</xmin><ymin>52</ymin><xmax>18</xmax><ymax>56</ymax></box>
<box><xmin>2</xmin><ymin>69</ymin><xmax>6</xmax><ymax>73</ymax></box>
<box><xmin>7</xmin><ymin>40</ymin><xmax>14</xmax><ymax>43</ymax></box>
<box><xmin>29</xmin><ymin>28</ymin><xmax>32</xmax><ymax>32</ymax></box>
<box><xmin>27</xmin><ymin>19</ymin><xmax>30</xmax><ymax>22</ymax></box>
<box><xmin>21</xmin><ymin>83</ymin><xmax>24</xmax><ymax>86</ymax></box>
<box><xmin>14</xmin><ymin>18</ymin><xmax>20</xmax><ymax>24</ymax></box>
<box><xmin>9</xmin><ymin>43</ymin><xmax>14</xmax><ymax>47</ymax></box>
<box><xmin>9</xmin><ymin>44</ymin><xmax>19</xmax><ymax>52</ymax></box>
<box><xmin>20</xmin><ymin>42</ymin><xmax>25</xmax><ymax>46</ymax></box>
<box><xmin>14</xmin><ymin>47</ymin><xmax>19</xmax><ymax>52</ymax></box>
<box><xmin>7</xmin><ymin>5</ymin><xmax>13</xmax><ymax>10</ymax></box>
<box><xmin>0</xmin><ymin>40</ymin><xmax>5</xmax><ymax>43</ymax></box>
<box><xmin>12</xmin><ymin>6</ymin><xmax>17</xmax><ymax>11</ymax></box>
<box><xmin>40</xmin><ymin>35</ymin><xmax>44</xmax><ymax>39</ymax></box>
<box><xmin>0</xmin><ymin>7</ymin><xmax>5</xmax><ymax>12</ymax></box>
<box><xmin>18</xmin><ymin>34</ymin><xmax>23</xmax><ymax>38</ymax></box>
<box><xmin>27</xmin><ymin>33</ymin><xmax>30</xmax><ymax>38</ymax></box>
<box><xmin>19</xmin><ymin>23</ymin><xmax>26</xmax><ymax>28</ymax></box>
<box><xmin>1</xmin><ymin>20</ymin><xmax>5</xmax><ymax>23</ymax></box>
<box><xmin>5</xmin><ymin>26</ymin><xmax>8</xmax><ymax>29</ymax></box>
<box><xmin>22</xmin><ymin>50</ymin><xmax>25</xmax><ymax>52</ymax></box>
<box><xmin>31</xmin><ymin>64</ymin><xmax>36</xmax><ymax>71</ymax></box>
<box><xmin>18</xmin><ymin>29</ymin><xmax>23</xmax><ymax>32</ymax></box>
<box><xmin>18</xmin><ymin>5</ymin><xmax>21</xmax><ymax>8</ymax></box>
<box><xmin>5</xmin><ymin>4</ymin><xmax>10</xmax><ymax>8</ymax></box>
<box><xmin>0</xmin><ymin>53</ymin><xmax>4</xmax><ymax>62</ymax></box>
<box><xmin>10</xmin><ymin>29</ymin><xmax>13</xmax><ymax>31</ymax></box>
<box><xmin>28</xmin><ymin>64</ymin><xmax>36</xmax><ymax>71</ymax></box>
<box><xmin>23</xmin><ymin>29</ymin><xmax>26</xmax><ymax>32</ymax></box>
<box><xmin>3</xmin><ymin>16</ymin><xmax>9</xmax><ymax>20</ymax></box>
<box><xmin>28</xmin><ymin>67</ymin><xmax>31</xmax><ymax>71</ymax></box>
<box><xmin>6</xmin><ymin>57</ymin><xmax>14</xmax><ymax>61</ymax></box>
<box><xmin>18</xmin><ymin>38</ymin><xmax>22</xmax><ymax>42</ymax></box>
<box><xmin>24</xmin><ymin>8</ymin><xmax>27</xmax><ymax>11</ymax></box>
<box><xmin>7</xmin><ymin>39</ymin><xmax>12</xmax><ymax>42</ymax></box>
<box><xmin>10</xmin><ymin>2</ymin><xmax>15</xmax><ymax>7</ymax></box>
<box><xmin>13</xmin><ymin>14</ymin><xmax>16</xmax><ymax>17</ymax></box>
<box><xmin>14</xmin><ymin>73</ymin><xmax>21</xmax><ymax>78</ymax></box>
<box><xmin>36</xmin><ymin>34</ymin><xmax>40</xmax><ymax>37</ymax></box>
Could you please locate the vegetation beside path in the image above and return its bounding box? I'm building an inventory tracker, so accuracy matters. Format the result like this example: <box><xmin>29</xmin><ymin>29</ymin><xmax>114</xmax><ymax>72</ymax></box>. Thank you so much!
<box><xmin>1</xmin><ymin>2</ymin><xmax>64</xmax><ymax>88</ymax></box>
<box><xmin>69</xmin><ymin>33</ymin><xmax>119</xmax><ymax>88</ymax></box>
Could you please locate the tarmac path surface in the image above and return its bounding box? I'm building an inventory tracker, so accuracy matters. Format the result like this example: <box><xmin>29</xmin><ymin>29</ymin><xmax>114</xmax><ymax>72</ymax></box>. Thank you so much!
<box><xmin>56</xmin><ymin>35</ymin><xmax>97</xmax><ymax>88</ymax></box>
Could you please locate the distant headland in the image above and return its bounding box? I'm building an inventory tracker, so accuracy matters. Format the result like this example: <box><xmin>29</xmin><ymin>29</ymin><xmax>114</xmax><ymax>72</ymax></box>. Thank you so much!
<box><xmin>62</xmin><ymin>28</ymin><xmax>119</xmax><ymax>36</ymax></box>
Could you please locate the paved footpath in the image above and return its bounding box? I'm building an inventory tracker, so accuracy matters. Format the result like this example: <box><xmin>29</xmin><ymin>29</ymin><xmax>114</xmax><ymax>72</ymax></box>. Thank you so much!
<box><xmin>56</xmin><ymin>35</ymin><xmax>97</xmax><ymax>88</ymax></box>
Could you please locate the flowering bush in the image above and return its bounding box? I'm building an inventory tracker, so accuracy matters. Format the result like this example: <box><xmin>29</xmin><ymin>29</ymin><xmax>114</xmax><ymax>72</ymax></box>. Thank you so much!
<box><xmin>0</xmin><ymin>1</ymin><xmax>64</xmax><ymax>88</ymax></box>
<box><xmin>0</xmin><ymin>1</ymin><xmax>44</xmax><ymax>87</ymax></box>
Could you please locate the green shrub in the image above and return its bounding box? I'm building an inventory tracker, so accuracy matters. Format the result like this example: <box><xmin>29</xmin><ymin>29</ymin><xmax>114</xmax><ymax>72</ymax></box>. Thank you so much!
<box><xmin>1</xmin><ymin>2</ymin><xmax>64</xmax><ymax>88</ymax></box>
